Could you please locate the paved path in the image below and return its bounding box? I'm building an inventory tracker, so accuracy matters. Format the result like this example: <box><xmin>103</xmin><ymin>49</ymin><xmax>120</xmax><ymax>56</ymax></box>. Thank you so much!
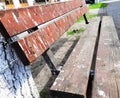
<box><xmin>102</xmin><ymin>0</ymin><xmax>120</xmax><ymax>3</ymax></box>
<box><xmin>105</xmin><ymin>1</ymin><xmax>120</xmax><ymax>38</ymax></box>
<box><xmin>89</xmin><ymin>0</ymin><xmax>120</xmax><ymax>38</ymax></box>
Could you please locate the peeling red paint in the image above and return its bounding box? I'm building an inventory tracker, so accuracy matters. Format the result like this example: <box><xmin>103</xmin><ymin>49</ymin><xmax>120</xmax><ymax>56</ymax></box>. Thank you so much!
<box><xmin>17</xmin><ymin>31</ymin><xmax>48</xmax><ymax>63</ymax></box>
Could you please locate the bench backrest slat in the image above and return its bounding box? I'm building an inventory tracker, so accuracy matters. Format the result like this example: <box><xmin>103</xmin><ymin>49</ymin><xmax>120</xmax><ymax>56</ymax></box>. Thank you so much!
<box><xmin>12</xmin><ymin>5</ymin><xmax>88</xmax><ymax>64</ymax></box>
<box><xmin>0</xmin><ymin>0</ymin><xmax>85</xmax><ymax>38</ymax></box>
<box><xmin>12</xmin><ymin>30</ymin><xmax>49</xmax><ymax>64</ymax></box>
<box><xmin>0</xmin><ymin>0</ymin><xmax>88</xmax><ymax>65</ymax></box>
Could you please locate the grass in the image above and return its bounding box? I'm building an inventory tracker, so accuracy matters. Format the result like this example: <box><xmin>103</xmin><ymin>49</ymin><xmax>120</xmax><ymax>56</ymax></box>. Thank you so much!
<box><xmin>78</xmin><ymin>28</ymin><xmax>85</xmax><ymax>33</ymax></box>
<box><xmin>89</xmin><ymin>2</ymin><xmax>108</xmax><ymax>9</ymax></box>
<box><xmin>67</xmin><ymin>27</ymin><xmax>85</xmax><ymax>35</ymax></box>
<box><xmin>77</xmin><ymin>13</ymin><xmax>98</xmax><ymax>23</ymax></box>
<box><xmin>75</xmin><ymin>35</ymin><xmax>80</xmax><ymax>39</ymax></box>
<box><xmin>40</xmin><ymin>90</ymin><xmax>48</xmax><ymax>98</ymax></box>
<box><xmin>67</xmin><ymin>31</ymin><xmax>74</xmax><ymax>35</ymax></box>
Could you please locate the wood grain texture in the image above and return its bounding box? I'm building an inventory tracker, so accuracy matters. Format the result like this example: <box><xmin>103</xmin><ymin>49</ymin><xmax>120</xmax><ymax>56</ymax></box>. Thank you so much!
<box><xmin>0</xmin><ymin>0</ymin><xmax>86</xmax><ymax>38</ymax></box>
<box><xmin>50</xmin><ymin>17</ymin><xmax>100</xmax><ymax>98</ymax></box>
<box><xmin>11</xmin><ymin>5</ymin><xmax>88</xmax><ymax>65</ymax></box>
<box><xmin>92</xmin><ymin>16</ymin><xmax>120</xmax><ymax>98</ymax></box>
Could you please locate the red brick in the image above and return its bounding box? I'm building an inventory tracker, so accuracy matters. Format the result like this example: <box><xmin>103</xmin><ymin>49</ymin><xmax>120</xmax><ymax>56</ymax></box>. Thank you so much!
<box><xmin>17</xmin><ymin>31</ymin><xmax>48</xmax><ymax>63</ymax></box>
<box><xmin>40</xmin><ymin>23</ymin><xmax>59</xmax><ymax>46</ymax></box>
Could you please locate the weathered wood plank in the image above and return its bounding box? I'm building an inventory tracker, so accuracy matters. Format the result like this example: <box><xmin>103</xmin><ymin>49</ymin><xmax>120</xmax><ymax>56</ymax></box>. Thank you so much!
<box><xmin>92</xmin><ymin>16</ymin><xmax>120</xmax><ymax>98</ymax></box>
<box><xmin>0</xmin><ymin>0</ymin><xmax>86</xmax><ymax>39</ymax></box>
<box><xmin>11</xmin><ymin>6</ymin><xmax>88</xmax><ymax>65</ymax></box>
<box><xmin>40</xmin><ymin>23</ymin><xmax>59</xmax><ymax>46</ymax></box>
<box><xmin>50</xmin><ymin>17</ymin><xmax>100</xmax><ymax>98</ymax></box>
<box><xmin>12</xmin><ymin>30</ymin><xmax>49</xmax><ymax>64</ymax></box>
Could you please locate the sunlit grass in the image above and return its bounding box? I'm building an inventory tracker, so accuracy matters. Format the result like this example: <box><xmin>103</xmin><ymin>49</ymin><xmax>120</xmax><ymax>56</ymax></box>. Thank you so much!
<box><xmin>67</xmin><ymin>27</ymin><xmax>85</xmax><ymax>35</ymax></box>
<box><xmin>89</xmin><ymin>2</ymin><xmax>108</xmax><ymax>9</ymax></box>
<box><xmin>77</xmin><ymin>13</ymin><xmax>98</xmax><ymax>23</ymax></box>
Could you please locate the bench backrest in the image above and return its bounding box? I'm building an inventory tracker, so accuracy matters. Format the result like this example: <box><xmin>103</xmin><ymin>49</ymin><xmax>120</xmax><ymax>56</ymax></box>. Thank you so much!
<box><xmin>0</xmin><ymin>0</ymin><xmax>88</xmax><ymax>65</ymax></box>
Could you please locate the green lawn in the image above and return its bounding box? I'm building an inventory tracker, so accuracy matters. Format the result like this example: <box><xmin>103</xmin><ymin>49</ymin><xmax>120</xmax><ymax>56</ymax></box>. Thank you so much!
<box><xmin>67</xmin><ymin>27</ymin><xmax>85</xmax><ymax>35</ymax></box>
<box><xmin>40</xmin><ymin>90</ymin><xmax>48</xmax><ymax>98</ymax></box>
<box><xmin>77</xmin><ymin>13</ymin><xmax>98</xmax><ymax>23</ymax></box>
<box><xmin>89</xmin><ymin>2</ymin><xmax>108</xmax><ymax>9</ymax></box>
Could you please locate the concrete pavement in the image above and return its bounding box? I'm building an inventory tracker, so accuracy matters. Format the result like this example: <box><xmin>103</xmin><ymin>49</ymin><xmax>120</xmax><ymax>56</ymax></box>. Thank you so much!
<box><xmin>105</xmin><ymin>1</ymin><xmax>120</xmax><ymax>38</ymax></box>
<box><xmin>88</xmin><ymin>0</ymin><xmax>120</xmax><ymax>39</ymax></box>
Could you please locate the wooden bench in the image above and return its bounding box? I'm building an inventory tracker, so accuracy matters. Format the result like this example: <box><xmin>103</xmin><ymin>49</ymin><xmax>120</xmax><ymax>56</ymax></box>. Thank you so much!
<box><xmin>0</xmin><ymin>0</ymin><xmax>88</xmax><ymax>75</ymax></box>
<box><xmin>0</xmin><ymin>0</ymin><xmax>119</xmax><ymax>97</ymax></box>
<box><xmin>92</xmin><ymin>16</ymin><xmax>120</xmax><ymax>98</ymax></box>
<box><xmin>51</xmin><ymin>16</ymin><xmax>120</xmax><ymax>98</ymax></box>
<box><xmin>50</xmin><ymin>17</ymin><xmax>101</xmax><ymax>98</ymax></box>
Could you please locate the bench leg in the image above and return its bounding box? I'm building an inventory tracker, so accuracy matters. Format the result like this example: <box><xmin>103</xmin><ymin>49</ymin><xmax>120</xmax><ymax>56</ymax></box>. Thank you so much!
<box><xmin>42</xmin><ymin>50</ymin><xmax>59</xmax><ymax>75</ymax></box>
<box><xmin>83</xmin><ymin>14</ymin><xmax>89</xmax><ymax>24</ymax></box>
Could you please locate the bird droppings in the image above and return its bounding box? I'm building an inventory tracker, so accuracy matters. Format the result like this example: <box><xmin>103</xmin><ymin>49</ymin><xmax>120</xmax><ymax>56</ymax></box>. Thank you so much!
<box><xmin>97</xmin><ymin>57</ymin><xmax>102</xmax><ymax>61</ymax></box>
<box><xmin>53</xmin><ymin>82</ymin><xmax>57</xmax><ymax>86</ymax></box>
<box><xmin>114</xmin><ymin>62</ymin><xmax>120</xmax><ymax>68</ymax></box>
<box><xmin>97</xmin><ymin>88</ymin><xmax>106</xmax><ymax>98</ymax></box>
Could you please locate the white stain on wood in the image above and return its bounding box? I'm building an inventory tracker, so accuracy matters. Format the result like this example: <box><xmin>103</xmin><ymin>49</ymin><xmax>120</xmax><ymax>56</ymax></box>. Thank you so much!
<box><xmin>97</xmin><ymin>88</ymin><xmax>106</xmax><ymax>98</ymax></box>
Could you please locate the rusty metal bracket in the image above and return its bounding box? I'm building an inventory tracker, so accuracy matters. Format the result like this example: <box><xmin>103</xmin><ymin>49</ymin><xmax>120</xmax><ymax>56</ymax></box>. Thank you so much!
<box><xmin>42</xmin><ymin>50</ymin><xmax>59</xmax><ymax>75</ymax></box>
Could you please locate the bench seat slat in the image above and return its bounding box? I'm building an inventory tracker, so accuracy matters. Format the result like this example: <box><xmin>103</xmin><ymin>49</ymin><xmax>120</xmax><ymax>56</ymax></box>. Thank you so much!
<box><xmin>92</xmin><ymin>16</ymin><xmax>120</xmax><ymax>98</ymax></box>
<box><xmin>50</xmin><ymin>17</ymin><xmax>100</xmax><ymax>98</ymax></box>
